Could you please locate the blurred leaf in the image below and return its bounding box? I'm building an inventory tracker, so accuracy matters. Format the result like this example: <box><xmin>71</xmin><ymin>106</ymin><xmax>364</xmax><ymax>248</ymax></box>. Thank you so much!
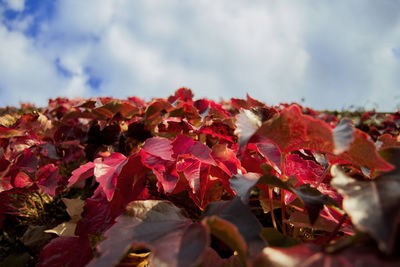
<box><xmin>35</xmin><ymin>164</ymin><xmax>60</xmax><ymax>196</ymax></box>
<box><xmin>203</xmin><ymin>197</ymin><xmax>266</xmax><ymax>257</ymax></box>
<box><xmin>230</xmin><ymin>172</ymin><xmax>261</xmax><ymax>203</ymax></box>
<box><xmin>288</xmin><ymin>211</ymin><xmax>337</xmax><ymax>232</ymax></box>
<box><xmin>260</xmin><ymin>227</ymin><xmax>299</xmax><ymax>247</ymax></box>
<box><xmin>203</xmin><ymin>216</ymin><xmax>247</xmax><ymax>266</ymax></box>
<box><xmin>87</xmin><ymin>200</ymin><xmax>208</xmax><ymax>267</ymax></box>
<box><xmin>37</xmin><ymin>236</ymin><xmax>93</xmax><ymax>267</ymax></box>
<box><xmin>332</xmin><ymin>118</ymin><xmax>354</xmax><ymax>154</ymax></box>
<box><xmin>20</xmin><ymin>225</ymin><xmax>52</xmax><ymax>249</ymax></box>
<box><xmin>292</xmin><ymin>184</ymin><xmax>334</xmax><ymax>224</ymax></box>
<box><xmin>254</xmin><ymin>243</ymin><xmax>400</xmax><ymax>267</ymax></box>
<box><xmin>331</xmin><ymin>165</ymin><xmax>400</xmax><ymax>254</ymax></box>
<box><xmin>234</xmin><ymin>109</ymin><xmax>262</xmax><ymax>147</ymax></box>
<box><xmin>45</xmin><ymin>198</ymin><xmax>84</xmax><ymax>237</ymax></box>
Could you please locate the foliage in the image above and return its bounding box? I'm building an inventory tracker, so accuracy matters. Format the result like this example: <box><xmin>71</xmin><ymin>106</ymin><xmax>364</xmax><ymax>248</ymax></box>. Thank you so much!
<box><xmin>0</xmin><ymin>88</ymin><xmax>399</xmax><ymax>266</ymax></box>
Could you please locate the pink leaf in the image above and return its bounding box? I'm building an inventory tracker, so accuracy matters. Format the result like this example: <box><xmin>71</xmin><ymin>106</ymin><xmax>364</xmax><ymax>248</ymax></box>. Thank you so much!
<box><xmin>140</xmin><ymin>151</ymin><xmax>179</xmax><ymax>193</ymax></box>
<box><xmin>172</xmin><ymin>135</ymin><xmax>215</xmax><ymax>164</ymax></box>
<box><xmin>176</xmin><ymin>157</ymin><xmax>201</xmax><ymax>194</ymax></box>
<box><xmin>142</xmin><ymin>137</ymin><xmax>173</xmax><ymax>161</ymax></box>
<box><xmin>13</xmin><ymin>171</ymin><xmax>33</xmax><ymax>188</ymax></box>
<box><xmin>35</xmin><ymin>164</ymin><xmax>60</xmax><ymax>196</ymax></box>
<box><xmin>94</xmin><ymin>153</ymin><xmax>128</xmax><ymax>201</ymax></box>
<box><xmin>68</xmin><ymin>162</ymin><xmax>95</xmax><ymax>188</ymax></box>
<box><xmin>211</xmin><ymin>144</ymin><xmax>243</xmax><ymax>176</ymax></box>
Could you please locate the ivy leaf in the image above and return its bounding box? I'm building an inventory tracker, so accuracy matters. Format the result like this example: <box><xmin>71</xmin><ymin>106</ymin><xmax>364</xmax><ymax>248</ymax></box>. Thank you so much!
<box><xmin>235</xmin><ymin>109</ymin><xmax>262</xmax><ymax>147</ymax></box>
<box><xmin>203</xmin><ymin>197</ymin><xmax>266</xmax><ymax>257</ymax></box>
<box><xmin>258</xmin><ymin>174</ymin><xmax>335</xmax><ymax>224</ymax></box>
<box><xmin>35</xmin><ymin>164</ymin><xmax>60</xmax><ymax>196</ymax></box>
<box><xmin>260</xmin><ymin>227</ymin><xmax>299</xmax><ymax>247</ymax></box>
<box><xmin>87</xmin><ymin>200</ymin><xmax>208</xmax><ymax>267</ymax></box>
<box><xmin>0</xmin><ymin>126</ymin><xmax>24</xmax><ymax>138</ymax></box>
<box><xmin>254</xmin><ymin>243</ymin><xmax>400</xmax><ymax>267</ymax></box>
<box><xmin>332</xmin><ymin>118</ymin><xmax>354</xmax><ymax>154</ymax></box>
<box><xmin>255</xmin><ymin>105</ymin><xmax>333</xmax><ymax>153</ymax></box>
<box><xmin>142</xmin><ymin>137</ymin><xmax>174</xmax><ymax>161</ymax></box>
<box><xmin>292</xmin><ymin>184</ymin><xmax>334</xmax><ymax>224</ymax></box>
<box><xmin>67</xmin><ymin>161</ymin><xmax>95</xmax><ymax>188</ymax></box>
<box><xmin>331</xmin><ymin>165</ymin><xmax>400</xmax><ymax>254</ymax></box>
<box><xmin>334</xmin><ymin>130</ymin><xmax>393</xmax><ymax>173</ymax></box>
<box><xmin>176</xmin><ymin>157</ymin><xmax>201</xmax><ymax>194</ymax></box>
<box><xmin>211</xmin><ymin>144</ymin><xmax>243</xmax><ymax>176</ymax></box>
<box><xmin>203</xmin><ymin>216</ymin><xmax>248</xmax><ymax>265</ymax></box>
<box><xmin>94</xmin><ymin>153</ymin><xmax>128</xmax><ymax>201</ymax></box>
<box><xmin>172</xmin><ymin>135</ymin><xmax>215</xmax><ymax>165</ymax></box>
<box><xmin>230</xmin><ymin>172</ymin><xmax>261</xmax><ymax>203</ymax></box>
<box><xmin>37</xmin><ymin>236</ymin><xmax>93</xmax><ymax>267</ymax></box>
<box><xmin>45</xmin><ymin>198</ymin><xmax>85</xmax><ymax>237</ymax></box>
<box><xmin>140</xmin><ymin>150</ymin><xmax>179</xmax><ymax>194</ymax></box>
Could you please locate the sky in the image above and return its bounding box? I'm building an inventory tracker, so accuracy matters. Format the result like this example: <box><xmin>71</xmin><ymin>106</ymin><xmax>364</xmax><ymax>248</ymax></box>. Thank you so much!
<box><xmin>1</xmin><ymin>0</ymin><xmax>400</xmax><ymax>111</ymax></box>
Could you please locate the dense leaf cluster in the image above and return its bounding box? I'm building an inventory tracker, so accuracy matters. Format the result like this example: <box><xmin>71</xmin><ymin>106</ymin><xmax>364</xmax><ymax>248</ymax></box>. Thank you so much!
<box><xmin>0</xmin><ymin>88</ymin><xmax>399</xmax><ymax>266</ymax></box>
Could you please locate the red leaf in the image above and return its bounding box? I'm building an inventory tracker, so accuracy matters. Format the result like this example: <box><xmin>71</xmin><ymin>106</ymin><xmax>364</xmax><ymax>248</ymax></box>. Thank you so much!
<box><xmin>37</xmin><ymin>236</ymin><xmax>93</xmax><ymax>267</ymax></box>
<box><xmin>68</xmin><ymin>162</ymin><xmax>95</xmax><ymax>188</ymax></box>
<box><xmin>35</xmin><ymin>164</ymin><xmax>60</xmax><ymax>196</ymax></box>
<box><xmin>110</xmin><ymin>154</ymin><xmax>149</xmax><ymax>213</ymax></box>
<box><xmin>344</xmin><ymin>130</ymin><xmax>393</xmax><ymax>173</ymax></box>
<box><xmin>142</xmin><ymin>137</ymin><xmax>173</xmax><ymax>161</ymax></box>
<box><xmin>255</xmin><ymin>141</ymin><xmax>282</xmax><ymax>172</ymax></box>
<box><xmin>168</xmin><ymin>87</ymin><xmax>194</xmax><ymax>104</ymax></box>
<box><xmin>285</xmin><ymin>154</ymin><xmax>325</xmax><ymax>185</ymax></box>
<box><xmin>256</xmin><ymin>105</ymin><xmax>334</xmax><ymax>153</ymax></box>
<box><xmin>376</xmin><ymin>134</ymin><xmax>400</xmax><ymax>150</ymax></box>
<box><xmin>211</xmin><ymin>144</ymin><xmax>243</xmax><ymax>176</ymax></box>
<box><xmin>176</xmin><ymin>157</ymin><xmax>201</xmax><ymax>194</ymax></box>
<box><xmin>75</xmin><ymin>190</ymin><xmax>115</xmax><ymax>236</ymax></box>
<box><xmin>94</xmin><ymin>153</ymin><xmax>128</xmax><ymax>201</ymax></box>
<box><xmin>140</xmin><ymin>150</ymin><xmax>179</xmax><ymax>193</ymax></box>
<box><xmin>172</xmin><ymin>135</ymin><xmax>215</xmax><ymax>165</ymax></box>
<box><xmin>13</xmin><ymin>171</ymin><xmax>33</xmax><ymax>188</ymax></box>
<box><xmin>328</xmin><ymin>130</ymin><xmax>393</xmax><ymax>174</ymax></box>
<box><xmin>0</xmin><ymin>126</ymin><xmax>24</xmax><ymax>138</ymax></box>
<box><xmin>0</xmin><ymin>176</ymin><xmax>13</xmax><ymax>192</ymax></box>
<box><xmin>15</xmin><ymin>148</ymin><xmax>37</xmax><ymax>172</ymax></box>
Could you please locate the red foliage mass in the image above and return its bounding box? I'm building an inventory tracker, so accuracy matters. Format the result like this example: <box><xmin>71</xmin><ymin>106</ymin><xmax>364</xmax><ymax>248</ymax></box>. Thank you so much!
<box><xmin>0</xmin><ymin>87</ymin><xmax>399</xmax><ymax>266</ymax></box>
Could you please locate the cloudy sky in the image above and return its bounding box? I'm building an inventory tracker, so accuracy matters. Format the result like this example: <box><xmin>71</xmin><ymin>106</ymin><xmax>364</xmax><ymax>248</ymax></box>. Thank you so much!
<box><xmin>1</xmin><ymin>0</ymin><xmax>400</xmax><ymax>111</ymax></box>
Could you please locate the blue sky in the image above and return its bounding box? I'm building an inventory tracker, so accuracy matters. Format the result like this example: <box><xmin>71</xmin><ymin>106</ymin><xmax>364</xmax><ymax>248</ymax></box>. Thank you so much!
<box><xmin>1</xmin><ymin>0</ymin><xmax>400</xmax><ymax>111</ymax></box>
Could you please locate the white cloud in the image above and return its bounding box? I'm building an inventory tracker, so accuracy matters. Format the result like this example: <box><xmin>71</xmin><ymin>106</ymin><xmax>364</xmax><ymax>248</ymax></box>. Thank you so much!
<box><xmin>4</xmin><ymin>0</ymin><xmax>25</xmax><ymax>12</ymax></box>
<box><xmin>0</xmin><ymin>0</ymin><xmax>400</xmax><ymax>110</ymax></box>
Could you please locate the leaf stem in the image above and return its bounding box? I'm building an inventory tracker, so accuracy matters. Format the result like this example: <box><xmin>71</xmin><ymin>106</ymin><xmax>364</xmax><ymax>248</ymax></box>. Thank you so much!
<box><xmin>280</xmin><ymin>153</ymin><xmax>287</xmax><ymax>235</ymax></box>
<box><xmin>267</xmin><ymin>186</ymin><xmax>278</xmax><ymax>231</ymax></box>
<box><xmin>325</xmin><ymin>214</ymin><xmax>347</xmax><ymax>244</ymax></box>
<box><xmin>281</xmin><ymin>190</ymin><xmax>287</xmax><ymax>235</ymax></box>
